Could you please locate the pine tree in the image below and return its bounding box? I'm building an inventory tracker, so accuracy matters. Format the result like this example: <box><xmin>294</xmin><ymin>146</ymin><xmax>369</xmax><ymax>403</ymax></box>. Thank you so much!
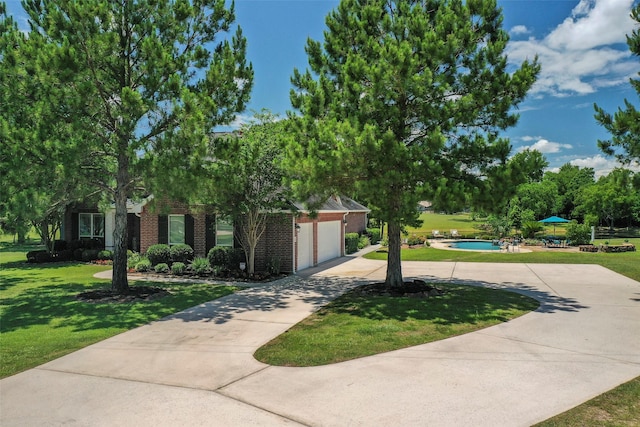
<box><xmin>594</xmin><ymin>4</ymin><xmax>639</xmax><ymax>165</ymax></box>
<box><xmin>11</xmin><ymin>0</ymin><xmax>252</xmax><ymax>293</ymax></box>
<box><xmin>287</xmin><ymin>0</ymin><xmax>539</xmax><ymax>287</ymax></box>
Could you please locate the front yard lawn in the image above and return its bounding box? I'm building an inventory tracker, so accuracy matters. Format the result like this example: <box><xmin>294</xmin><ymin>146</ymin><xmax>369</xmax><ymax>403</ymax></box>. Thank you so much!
<box><xmin>255</xmin><ymin>282</ymin><xmax>538</xmax><ymax>366</ymax></box>
<box><xmin>0</xmin><ymin>244</ymin><xmax>238</xmax><ymax>378</ymax></box>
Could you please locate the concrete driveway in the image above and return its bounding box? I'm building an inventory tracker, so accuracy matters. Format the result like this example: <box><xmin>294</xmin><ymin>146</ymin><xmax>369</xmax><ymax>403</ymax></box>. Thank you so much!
<box><xmin>2</xmin><ymin>257</ymin><xmax>639</xmax><ymax>426</ymax></box>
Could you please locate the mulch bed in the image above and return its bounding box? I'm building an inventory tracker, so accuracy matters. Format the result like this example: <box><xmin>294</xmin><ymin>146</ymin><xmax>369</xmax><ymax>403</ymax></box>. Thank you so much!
<box><xmin>350</xmin><ymin>280</ymin><xmax>445</xmax><ymax>298</ymax></box>
<box><xmin>76</xmin><ymin>286</ymin><xmax>170</xmax><ymax>303</ymax></box>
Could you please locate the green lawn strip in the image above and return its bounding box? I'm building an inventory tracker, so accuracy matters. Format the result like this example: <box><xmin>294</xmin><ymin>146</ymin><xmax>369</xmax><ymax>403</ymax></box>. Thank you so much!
<box><xmin>1</xmin><ymin>251</ymin><xmax>238</xmax><ymax>378</ymax></box>
<box><xmin>533</xmin><ymin>376</ymin><xmax>640</xmax><ymax>427</ymax></box>
<box><xmin>255</xmin><ymin>283</ymin><xmax>538</xmax><ymax>366</ymax></box>
<box><xmin>364</xmin><ymin>244</ymin><xmax>640</xmax><ymax>282</ymax></box>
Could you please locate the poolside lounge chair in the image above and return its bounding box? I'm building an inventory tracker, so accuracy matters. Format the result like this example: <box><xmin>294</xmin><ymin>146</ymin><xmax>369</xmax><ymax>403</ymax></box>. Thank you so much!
<box><xmin>450</xmin><ymin>229</ymin><xmax>459</xmax><ymax>239</ymax></box>
<box><xmin>432</xmin><ymin>230</ymin><xmax>442</xmax><ymax>239</ymax></box>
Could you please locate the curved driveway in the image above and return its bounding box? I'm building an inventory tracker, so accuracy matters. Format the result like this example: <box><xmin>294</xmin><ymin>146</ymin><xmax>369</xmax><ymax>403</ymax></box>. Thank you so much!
<box><xmin>2</xmin><ymin>257</ymin><xmax>639</xmax><ymax>426</ymax></box>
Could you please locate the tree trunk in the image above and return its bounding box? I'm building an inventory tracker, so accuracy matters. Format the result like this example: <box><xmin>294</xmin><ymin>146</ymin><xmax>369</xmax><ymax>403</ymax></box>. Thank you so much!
<box><xmin>111</xmin><ymin>151</ymin><xmax>130</xmax><ymax>294</ymax></box>
<box><xmin>385</xmin><ymin>220</ymin><xmax>404</xmax><ymax>288</ymax></box>
<box><xmin>247</xmin><ymin>243</ymin><xmax>255</xmax><ymax>275</ymax></box>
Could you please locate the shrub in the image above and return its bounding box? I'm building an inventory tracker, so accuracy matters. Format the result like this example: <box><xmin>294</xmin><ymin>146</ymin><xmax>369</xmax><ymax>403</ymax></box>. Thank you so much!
<box><xmin>207</xmin><ymin>246</ymin><xmax>244</xmax><ymax>270</ymax></box>
<box><xmin>170</xmin><ymin>243</ymin><xmax>194</xmax><ymax>264</ymax></box>
<box><xmin>81</xmin><ymin>249</ymin><xmax>100</xmax><ymax>262</ymax></box>
<box><xmin>35</xmin><ymin>251</ymin><xmax>54</xmax><ymax>263</ymax></box>
<box><xmin>127</xmin><ymin>252</ymin><xmax>143</xmax><ymax>269</ymax></box>
<box><xmin>26</xmin><ymin>250</ymin><xmax>47</xmax><ymax>263</ymax></box>
<box><xmin>358</xmin><ymin>235</ymin><xmax>371</xmax><ymax>250</ymax></box>
<box><xmin>171</xmin><ymin>262</ymin><xmax>186</xmax><ymax>275</ymax></box>
<box><xmin>229</xmin><ymin>248</ymin><xmax>246</xmax><ymax>269</ymax></box>
<box><xmin>366</xmin><ymin>228</ymin><xmax>381</xmax><ymax>244</ymax></box>
<box><xmin>267</xmin><ymin>257</ymin><xmax>281</xmax><ymax>275</ymax></box>
<box><xmin>345</xmin><ymin>233</ymin><xmax>360</xmax><ymax>254</ymax></box>
<box><xmin>53</xmin><ymin>240</ymin><xmax>67</xmax><ymax>251</ymax></box>
<box><xmin>135</xmin><ymin>259</ymin><xmax>151</xmax><ymax>272</ymax></box>
<box><xmin>73</xmin><ymin>248</ymin><xmax>84</xmax><ymax>261</ymax></box>
<box><xmin>381</xmin><ymin>236</ymin><xmax>389</xmax><ymax>247</ymax></box>
<box><xmin>154</xmin><ymin>262</ymin><xmax>169</xmax><ymax>273</ymax></box>
<box><xmin>146</xmin><ymin>244</ymin><xmax>171</xmax><ymax>266</ymax></box>
<box><xmin>208</xmin><ymin>246</ymin><xmax>230</xmax><ymax>268</ymax></box>
<box><xmin>190</xmin><ymin>257</ymin><xmax>211</xmax><ymax>275</ymax></box>
<box><xmin>97</xmin><ymin>250</ymin><xmax>113</xmax><ymax>260</ymax></box>
<box><xmin>57</xmin><ymin>249</ymin><xmax>74</xmax><ymax>261</ymax></box>
<box><xmin>407</xmin><ymin>235</ymin><xmax>426</xmax><ymax>246</ymax></box>
<box><xmin>565</xmin><ymin>222</ymin><xmax>591</xmax><ymax>246</ymax></box>
<box><xmin>521</xmin><ymin>221</ymin><xmax>545</xmax><ymax>239</ymax></box>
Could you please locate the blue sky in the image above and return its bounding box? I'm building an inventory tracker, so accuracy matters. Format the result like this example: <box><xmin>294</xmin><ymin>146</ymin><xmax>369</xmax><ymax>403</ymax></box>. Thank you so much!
<box><xmin>6</xmin><ymin>0</ymin><xmax>639</xmax><ymax>177</ymax></box>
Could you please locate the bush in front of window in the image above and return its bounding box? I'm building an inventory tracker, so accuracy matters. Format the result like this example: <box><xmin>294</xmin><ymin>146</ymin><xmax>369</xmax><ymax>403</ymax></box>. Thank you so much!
<box><xmin>170</xmin><ymin>244</ymin><xmax>194</xmax><ymax>264</ymax></box>
<box><xmin>98</xmin><ymin>250</ymin><xmax>113</xmax><ymax>260</ymax></box>
<box><xmin>146</xmin><ymin>244</ymin><xmax>171</xmax><ymax>266</ymax></box>
<box><xmin>81</xmin><ymin>249</ymin><xmax>100</xmax><ymax>262</ymax></box>
<box><xmin>135</xmin><ymin>259</ymin><xmax>152</xmax><ymax>272</ymax></box>
<box><xmin>208</xmin><ymin>246</ymin><xmax>230</xmax><ymax>268</ymax></box>
<box><xmin>154</xmin><ymin>263</ymin><xmax>169</xmax><ymax>273</ymax></box>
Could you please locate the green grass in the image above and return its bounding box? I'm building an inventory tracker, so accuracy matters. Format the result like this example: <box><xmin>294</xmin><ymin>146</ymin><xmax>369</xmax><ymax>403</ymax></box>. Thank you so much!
<box><xmin>365</xmin><ymin>239</ymin><xmax>640</xmax><ymax>282</ymax></box>
<box><xmin>407</xmin><ymin>213</ymin><xmax>484</xmax><ymax>237</ymax></box>
<box><xmin>0</xmin><ymin>242</ymin><xmax>238</xmax><ymax>378</ymax></box>
<box><xmin>255</xmin><ymin>283</ymin><xmax>538</xmax><ymax>366</ymax></box>
<box><xmin>534</xmin><ymin>376</ymin><xmax>640</xmax><ymax>427</ymax></box>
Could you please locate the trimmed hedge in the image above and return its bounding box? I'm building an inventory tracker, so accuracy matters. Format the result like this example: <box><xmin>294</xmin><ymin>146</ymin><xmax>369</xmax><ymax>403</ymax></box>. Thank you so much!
<box><xmin>170</xmin><ymin>244</ymin><xmax>194</xmax><ymax>263</ymax></box>
<box><xmin>146</xmin><ymin>244</ymin><xmax>171</xmax><ymax>266</ymax></box>
<box><xmin>345</xmin><ymin>233</ymin><xmax>359</xmax><ymax>254</ymax></box>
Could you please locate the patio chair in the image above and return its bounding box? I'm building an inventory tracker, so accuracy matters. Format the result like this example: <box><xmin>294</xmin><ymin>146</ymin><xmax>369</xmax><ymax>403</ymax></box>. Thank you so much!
<box><xmin>450</xmin><ymin>229</ymin><xmax>459</xmax><ymax>239</ymax></box>
<box><xmin>432</xmin><ymin>230</ymin><xmax>442</xmax><ymax>239</ymax></box>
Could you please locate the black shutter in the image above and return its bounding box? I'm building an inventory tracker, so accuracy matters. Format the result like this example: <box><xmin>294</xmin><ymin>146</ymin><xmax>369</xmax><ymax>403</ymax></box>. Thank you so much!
<box><xmin>158</xmin><ymin>215</ymin><xmax>168</xmax><ymax>244</ymax></box>
<box><xmin>205</xmin><ymin>214</ymin><xmax>215</xmax><ymax>252</ymax></box>
<box><xmin>185</xmin><ymin>215</ymin><xmax>194</xmax><ymax>248</ymax></box>
<box><xmin>71</xmin><ymin>213</ymin><xmax>79</xmax><ymax>240</ymax></box>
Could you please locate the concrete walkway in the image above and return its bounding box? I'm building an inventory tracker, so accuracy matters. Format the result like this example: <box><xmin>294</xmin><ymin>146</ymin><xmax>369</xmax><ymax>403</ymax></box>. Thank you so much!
<box><xmin>2</xmin><ymin>257</ymin><xmax>639</xmax><ymax>426</ymax></box>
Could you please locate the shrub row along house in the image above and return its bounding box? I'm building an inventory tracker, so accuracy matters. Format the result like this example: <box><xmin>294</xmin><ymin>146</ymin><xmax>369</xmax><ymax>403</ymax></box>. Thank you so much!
<box><xmin>62</xmin><ymin>195</ymin><xmax>369</xmax><ymax>273</ymax></box>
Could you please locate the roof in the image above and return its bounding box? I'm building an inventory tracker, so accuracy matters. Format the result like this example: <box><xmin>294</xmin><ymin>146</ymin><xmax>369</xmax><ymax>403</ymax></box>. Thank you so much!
<box><xmin>292</xmin><ymin>195</ymin><xmax>370</xmax><ymax>213</ymax></box>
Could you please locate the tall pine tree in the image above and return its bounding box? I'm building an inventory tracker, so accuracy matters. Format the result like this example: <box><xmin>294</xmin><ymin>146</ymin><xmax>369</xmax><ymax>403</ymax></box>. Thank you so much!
<box><xmin>13</xmin><ymin>0</ymin><xmax>252</xmax><ymax>293</ymax></box>
<box><xmin>594</xmin><ymin>4</ymin><xmax>640</xmax><ymax>165</ymax></box>
<box><xmin>287</xmin><ymin>0</ymin><xmax>539</xmax><ymax>287</ymax></box>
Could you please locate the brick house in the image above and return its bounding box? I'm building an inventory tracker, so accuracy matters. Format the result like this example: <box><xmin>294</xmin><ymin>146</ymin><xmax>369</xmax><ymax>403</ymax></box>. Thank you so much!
<box><xmin>63</xmin><ymin>195</ymin><xmax>369</xmax><ymax>273</ymax></box>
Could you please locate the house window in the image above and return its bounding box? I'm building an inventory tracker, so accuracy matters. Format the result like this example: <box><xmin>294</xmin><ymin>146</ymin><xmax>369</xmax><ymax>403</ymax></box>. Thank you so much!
<box><xmin>216</xmin><ymin>219</ymin><xmax>233</xmax><ymax>247</ymax></box>
<box><xmin>79</xmin><ymin>213</ymin><xmax>104</xmax><ymax>239</ymax></box>
<box><xmin>169</xmin><ymin>215</ymin><xmax>185</xmax><ymax>246</ymax></box>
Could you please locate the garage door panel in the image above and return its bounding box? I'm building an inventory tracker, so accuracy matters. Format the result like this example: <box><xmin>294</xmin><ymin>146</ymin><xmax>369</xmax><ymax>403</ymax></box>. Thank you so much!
<box><xmin>297</xmin><ymin>223</ymin><xmax>313</xmax><ymax>270</ymax></box>
<box><xmin>317</xmin><ymin>221</ymin><xmax>341</xmax><ymax>264</ymax></box>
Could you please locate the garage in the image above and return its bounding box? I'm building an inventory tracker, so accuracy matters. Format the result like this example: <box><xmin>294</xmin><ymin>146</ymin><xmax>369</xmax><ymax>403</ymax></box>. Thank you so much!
<box><xmin>296</xmin><ymin>223</ymin><xmax>313</xmax><ymax>271</ymax></box>
<box><xmin>317</xmin><ymin>221</ymin><xmax>342</xmax><ymax>264</ymax></box>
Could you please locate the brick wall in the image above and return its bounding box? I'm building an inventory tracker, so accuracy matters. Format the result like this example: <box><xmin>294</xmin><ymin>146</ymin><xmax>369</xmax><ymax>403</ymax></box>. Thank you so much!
<box><xmin>345</xmin><ymin>212</ymin><xmax>367</xmax><ymax>234</ymax></box>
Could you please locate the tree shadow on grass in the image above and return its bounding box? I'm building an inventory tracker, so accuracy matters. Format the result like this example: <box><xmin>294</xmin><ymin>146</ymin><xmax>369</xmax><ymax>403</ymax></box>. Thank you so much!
<box><xmin>0</xmin><ymin>280</ymin><xmax>235</xmax><ymax>334</ymax></box>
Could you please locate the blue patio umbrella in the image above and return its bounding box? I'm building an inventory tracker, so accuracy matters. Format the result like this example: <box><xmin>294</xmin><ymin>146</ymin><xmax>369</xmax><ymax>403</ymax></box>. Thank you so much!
<box><xmin>538</xmin><ymin>216</ymin><xmax>570</xmax><ymax>236</ymax></box>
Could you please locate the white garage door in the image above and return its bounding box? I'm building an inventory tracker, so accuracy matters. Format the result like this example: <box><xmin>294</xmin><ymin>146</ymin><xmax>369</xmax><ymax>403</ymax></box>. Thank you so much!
<box><xmin>317</xmin><ymin>221</ymin><xmax>342</xmax><ymax>264</ymax></box>
<box><xmin>297</xmin><ymin>223</ymin><xmax>313</xmax><ymax>271</ymax></box>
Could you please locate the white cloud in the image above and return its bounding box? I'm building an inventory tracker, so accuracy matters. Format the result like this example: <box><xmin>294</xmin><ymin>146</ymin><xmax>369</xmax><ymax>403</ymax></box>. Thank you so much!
<box><xmin>519</xmin><ymin>138</ymin><xmax>573</xmax><ymax>154</ymax></box>
<box><xmin>569</xmin><ymin>154</ymin><xmax>640</xmax><ymax>178</ymax></box>
<box><xmin>507</xmin><ymin>0</ymin><xmax>637</xmax><ymax>97</ymax></box>
<box><xmin>509</xmin><ymin>25</ymin><xmax>530</xmax><ymax>35</ymax></box>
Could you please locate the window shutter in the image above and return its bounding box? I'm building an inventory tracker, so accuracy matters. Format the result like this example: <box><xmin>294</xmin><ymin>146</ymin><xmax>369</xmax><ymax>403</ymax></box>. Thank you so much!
<box><xmin>205</xmin><ymin>214</ymin><xmax>215</xmax><ymax>252</ymax></box>
<box><xmin>158</xmin><ymin>215</ymin><xmax>168</xmax><ymax>244</ymax></box>
<box><xmin>71</xmin><ymin>213</ymin><xmax>79</xmax><ymax>240</ymax></box>
<box><xmin>185</xmin><ymin>215</ymin><xmax>194</xmax><ymax>248</ymax></box>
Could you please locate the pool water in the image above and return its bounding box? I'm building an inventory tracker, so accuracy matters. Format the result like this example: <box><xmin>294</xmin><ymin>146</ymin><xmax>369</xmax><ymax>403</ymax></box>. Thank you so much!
<box><xmin>448</xmin><ymin>240</ymin><xmax>503</xmax><ymax>251</ymax></box>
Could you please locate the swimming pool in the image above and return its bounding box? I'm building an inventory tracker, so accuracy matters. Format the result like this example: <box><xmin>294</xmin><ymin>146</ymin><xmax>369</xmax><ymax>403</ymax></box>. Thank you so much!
<box><xmin>448</xmin><ymin>240</ymin><xmax>503</xmax><ymax>251</ymax></box>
